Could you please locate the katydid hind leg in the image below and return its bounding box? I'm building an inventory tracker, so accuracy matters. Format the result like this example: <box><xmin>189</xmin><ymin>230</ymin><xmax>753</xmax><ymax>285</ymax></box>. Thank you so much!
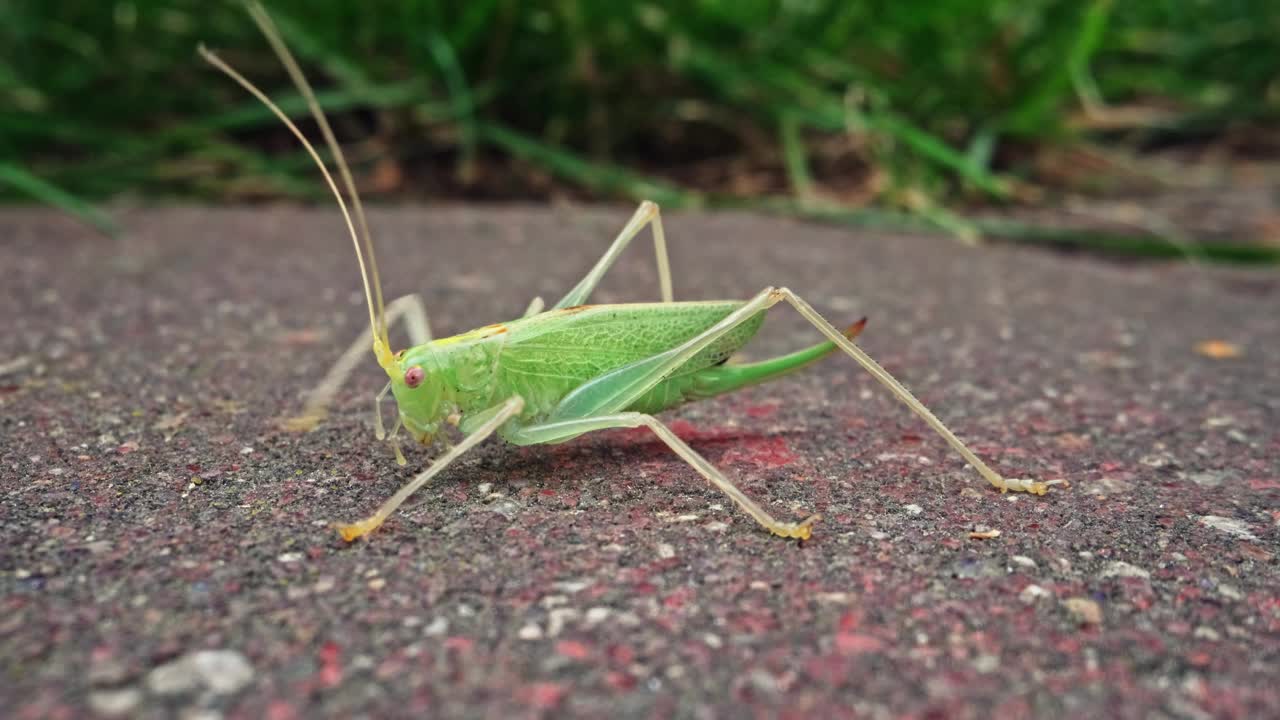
<box><xmin>553</xmin><ymin>200</ymin><xmax>674</xmax><ymax>309</ymax></box>
<box><xmin>545</xmin><ymin>285</ymin><xmax>1056</xmax><ymax>515</ymax></box>
<box><xmin>282</xmin><ymin>293</ymin><xmax>434</xmax><ymax>432</ymax></box>
<box><xmin>335</xmin><ymin>395</ymin><xmax>525</xmax><ymax>541</ymax></box>
<box><xmin>585</xmin><ymin>283</ymin><xmax>1056</xmax><ymax>496</ymax></box>
<box><xmin>767</xmin><ymin>287</ymin><xmax>1061</xmax><ymax>496</ymax></box>
<box><xmin>507</xmin><ymin>413</ymin><xmax>819</xmax><ymax>540</ymax></box>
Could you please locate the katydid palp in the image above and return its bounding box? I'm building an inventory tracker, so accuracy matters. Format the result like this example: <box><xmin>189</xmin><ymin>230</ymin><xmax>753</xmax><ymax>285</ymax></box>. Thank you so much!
<box><xmin>200</xmin><ymin>3</ymin><xmax>1062</xmax><ymax>543</ymax></box>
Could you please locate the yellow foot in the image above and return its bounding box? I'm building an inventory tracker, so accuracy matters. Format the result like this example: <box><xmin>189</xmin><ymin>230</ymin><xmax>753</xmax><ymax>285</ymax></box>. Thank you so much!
<box><xmin>769</xmin><ymin>514</ymin><xmax>821</xmax><ymax>540</ymax></box>
<box><xmin>334</xmin><ymin>516</ymin><xmax>383</xmax><ymax>542</ymax></box>
<box><xmin>280</xmin><ymin>411</ymin><xmax>325</xmax><ymax>433</ymax></box>
<box><xmin>998</xmin><ymin>478</ymin><xmax>1067</xmax><ymax>496</ymax></box>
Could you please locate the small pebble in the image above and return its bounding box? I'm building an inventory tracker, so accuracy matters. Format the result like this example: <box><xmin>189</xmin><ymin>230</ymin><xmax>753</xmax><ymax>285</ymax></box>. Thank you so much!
<box><xmin>1199</xmin><ymin>515</ymin><xmax>1259</xmax><ymax>541</ymax></box>
<box><xmin>1217</xmin><ymin>584</ymin><xmax>1243</xmax><ymax>601</ymax></box>
<box><xmin>424</xmin><ymin>617</ymin><xmax>449</xmax><ymax>636</ymax></box>
<box><xmin>146</xmin><ymin>649</ymin><xmax>254</xmax><ymax>697</ymax></box>
<box><xmin>1020</xmin><ymin>584</ymin><xmax>1051</xmax><ymax>603</ymax></box>
<box><xmin>553</xmin><ymin>579</ymin><xmax>589</xmax><ymax>594</ymax></box>
<box><xmin>1193</xmin><ymin>626</ymin><xmax>1221</xmax><ymax>641</ymax></box>
<box><xmin>1188</xmin><ymin>471</ymin><xmax>1227</xmax><ymax>488</ymax></box>
<box><xmin>88</xmin><ymin>688</ymin><xmax>142</xmax><ymax>717</ymax></box>
<box><xmin>972</xmin><ymin>654</ymin><xmax>1000</xmax><ymax>674</ymax></box>
<box><xmin>547</xmin><ymin>608</ymin><xmax>580</xmax><ymax>637</ymax></box>
<box><xmin>1100</xmin><ymin>561</ymin><xmax>1150</xmax><ymax>580</ymax></box>
<box><xmin>1062</xmin><ymin>597</ymin><xmax>1103</xmax><ymax>625</ymax></box>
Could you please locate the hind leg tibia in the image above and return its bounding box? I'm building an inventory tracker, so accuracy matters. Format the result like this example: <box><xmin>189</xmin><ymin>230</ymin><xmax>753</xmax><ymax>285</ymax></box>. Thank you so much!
<box><xmin>554</xmin><ymin>200</ymin><xmax>674</xmax><ymax>308</ymax></box>
<box><xmin>763</xmin><ymin>287</ymin><xmax>1056</xmax><ymax>496</ymax></box>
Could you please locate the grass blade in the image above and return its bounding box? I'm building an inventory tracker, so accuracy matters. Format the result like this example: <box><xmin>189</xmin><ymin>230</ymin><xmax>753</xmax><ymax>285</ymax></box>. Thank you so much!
<box><xmin>477</xmin><ymin>123</ymin><xmax>701</xmax><ymax>208</ymax></box>
<box><xmin>0</xmin><ymin>162</ymin><xmax>119</xmax><ymax>237</ymax></box>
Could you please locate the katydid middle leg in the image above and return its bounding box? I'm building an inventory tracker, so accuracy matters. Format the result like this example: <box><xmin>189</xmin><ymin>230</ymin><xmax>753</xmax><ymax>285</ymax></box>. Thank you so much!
<box><xmin>507</xmin><ymin>413</ymin><xmax>821</xmax><ymax>539</ymax></box>
<box><xmin>551</xmin><ymin>200</ymin><xmax>674</xmax><ymax>310</ymax></box>
<box><xmin>282</xmin><ymin>293</ymin><xmax>433</xmax><ymax>432</ymax></box>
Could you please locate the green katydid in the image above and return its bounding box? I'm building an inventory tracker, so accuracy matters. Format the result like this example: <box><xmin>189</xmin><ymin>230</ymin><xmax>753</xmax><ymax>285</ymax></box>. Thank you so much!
<box><xmin>200</xmin><ymin>3</ymin><xmax>1061</xmax><ymax>543</ymax></box>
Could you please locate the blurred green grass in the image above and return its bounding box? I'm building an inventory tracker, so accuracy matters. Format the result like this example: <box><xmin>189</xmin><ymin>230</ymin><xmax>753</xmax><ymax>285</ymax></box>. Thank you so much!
<box><xmin>2</xmin><ymin>1</ymin><xmax>1278</xmax><ymax>258</ymax></box>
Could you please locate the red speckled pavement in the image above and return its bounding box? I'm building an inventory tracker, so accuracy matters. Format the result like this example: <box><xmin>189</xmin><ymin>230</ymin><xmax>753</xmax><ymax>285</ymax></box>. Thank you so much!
<box><xmin>2</xmin><ymin>206</ymin><xmax>1278</xmax><ymax>719</ymax></box>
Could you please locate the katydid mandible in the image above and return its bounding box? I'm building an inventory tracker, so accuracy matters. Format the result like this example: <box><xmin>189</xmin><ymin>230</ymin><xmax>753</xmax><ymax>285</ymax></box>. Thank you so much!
<box><xmin>200</xmin><ymin>3</ymin><xmax>1062</xmax><ymax>542</ymax></box>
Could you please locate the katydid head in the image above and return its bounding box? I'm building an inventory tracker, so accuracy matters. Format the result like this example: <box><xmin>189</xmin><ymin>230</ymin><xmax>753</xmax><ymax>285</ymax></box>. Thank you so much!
<box><xmin>387</xmin><ymin>351</ymin><xmax>449</xmax><ymax>443</ymax></box>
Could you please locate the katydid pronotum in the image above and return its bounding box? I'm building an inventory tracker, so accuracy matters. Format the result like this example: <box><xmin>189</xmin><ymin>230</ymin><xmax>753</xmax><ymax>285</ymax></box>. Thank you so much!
<box><xmin>200</xmin><ymin>3</ymin><xmax>1061</xmax><ymax>542</ymax></box>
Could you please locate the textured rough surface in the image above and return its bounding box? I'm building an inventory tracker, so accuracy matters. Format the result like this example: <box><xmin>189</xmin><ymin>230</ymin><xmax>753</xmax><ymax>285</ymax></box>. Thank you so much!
<box><xmin>2</xmin><ymin>206</ymin><xmax>1278</xmax><ymax>719</ymax></box>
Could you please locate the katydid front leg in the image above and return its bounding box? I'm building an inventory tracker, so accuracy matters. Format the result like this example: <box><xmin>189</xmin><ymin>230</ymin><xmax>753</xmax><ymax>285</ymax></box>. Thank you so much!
<box><xmin>336</xmin><ymin>395</ymin><xmax>525</xmax><ymax>541</ymax></box>
<box><xmin>282</xmin><ymin>293</ymin><xmax>433</xmax><ymax>433</ymax></box>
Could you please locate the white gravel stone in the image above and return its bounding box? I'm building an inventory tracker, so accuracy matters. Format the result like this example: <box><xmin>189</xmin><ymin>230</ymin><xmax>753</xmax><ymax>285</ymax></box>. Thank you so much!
<box><xmin>88</xmin><ymin>688</ymin><xmax>142</xmax><ymax>717</ymax></box>
<box><xmin>146</xmin><ymin>649</ymin><xmax>254</xmax><ymax>697</ymax></box>
<box><xmin>1199</xmin><ymin>515</ymin><xmax>1259</xmax><ymax>541</ymax></box>
<box><xmin>1100</xmin><ymin>561</ymin><xmax>1150</xmax><ymax>580</ymax></box>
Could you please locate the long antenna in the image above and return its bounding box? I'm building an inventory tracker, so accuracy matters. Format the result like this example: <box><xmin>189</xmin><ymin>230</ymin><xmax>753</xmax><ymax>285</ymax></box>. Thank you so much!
<box><xmin>198</xmin><ymin>45</ymin><xmax>382</xmax><ymax>354</ymax></box>
<box><xmin>244</xmin><ymin>2</ymin><xmax>388</xmax><ymax>349</ymax></box>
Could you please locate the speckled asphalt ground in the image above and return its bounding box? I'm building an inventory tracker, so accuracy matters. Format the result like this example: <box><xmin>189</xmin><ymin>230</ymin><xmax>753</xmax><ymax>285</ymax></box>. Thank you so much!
<box><xmin>3</xmin><ymin>206</ymin><xmax>1278</xmax><ymax>719</ymax></box>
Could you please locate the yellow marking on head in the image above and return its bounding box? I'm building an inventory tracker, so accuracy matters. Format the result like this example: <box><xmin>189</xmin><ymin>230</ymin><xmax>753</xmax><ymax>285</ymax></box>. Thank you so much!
<box><xmin>374</xmin><ymin>337</ymin><xmax>397</xmax><ymax>372</ymax></box>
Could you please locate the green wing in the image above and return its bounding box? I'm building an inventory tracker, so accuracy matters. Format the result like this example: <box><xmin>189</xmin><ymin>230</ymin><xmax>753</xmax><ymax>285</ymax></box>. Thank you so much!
<box><xmin>494</xmin><ymin>302</ymin><xmax>762</xmax><ymax>418</ymax></box>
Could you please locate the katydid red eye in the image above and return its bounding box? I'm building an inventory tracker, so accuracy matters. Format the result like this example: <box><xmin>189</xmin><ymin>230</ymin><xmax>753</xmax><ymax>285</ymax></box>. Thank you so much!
<box><xmin>404</xmin><ymin>366</ymin><xmax>425</xmax><ymax>388</ymax></box>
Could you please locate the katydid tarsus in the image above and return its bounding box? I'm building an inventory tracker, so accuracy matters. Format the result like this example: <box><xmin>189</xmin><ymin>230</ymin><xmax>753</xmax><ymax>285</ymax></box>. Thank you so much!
<box><xmin>201</xmin><ymin>3</ymin><xmax>1062</xmax><ymax>543</ymax></box>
